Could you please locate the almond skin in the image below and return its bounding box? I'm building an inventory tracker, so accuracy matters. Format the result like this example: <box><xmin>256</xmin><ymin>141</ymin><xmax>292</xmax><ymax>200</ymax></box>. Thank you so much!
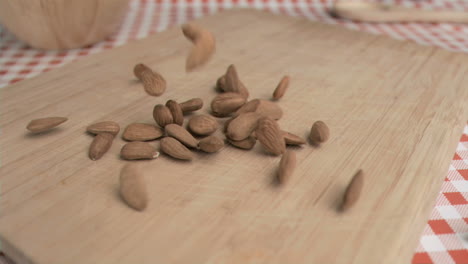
<box><xmin>182</xmin><ymin>23</ymin><xmax>216</xmax><ymax>72</ymax></box>
<box><xmin>228</xmin><ymin>136</ymin><xmax>256</xmax><ymax>150</ymax></box>
<box><xmin>216</xmin><ymin>75</ymin><xmax>226</xmax><ymax>92</ymax></box>
<box><xmin>282</xmin><ymin>130</ymin><xmax>306</xmax><ymax>145</ymax></box>
<box><xmin>255</xmin><ymin>117</ymin><xmax>286</xmax><ymax>156</ymax></box>
<box><xmin>26</xmin><ymin>117</ymin><xmax>67</xmax><ymax>133</ymax></box>
<box><xmin>309</xmin><ymin>121</ymin><xmax>330</xmax><ymax>145</ymax></box>
<box><xmin>87</xmin><ymin>121</ymin><xmax>120</xmax><ymax>136</ymax></box>
<box><xmin>226</xmin><ymin>112</ymin><xmax>260</xmax><ymax>141</ymax></box>
<box><xmin>225</xmin><ymin>64</ymin><xmax>249</xmax><ymax>98</ymax></box>
<box><xmin>278</xmin><ymin>150</ymin><xmax>296</xmax><ymax>184</ymax></box>
<box><xmin>122</xmin><ymin>123</ymin><xmax>164</xmax><ymax>141</ymax></box>
<box><xmin>211</xmin><ymin>92</ymin><xmax>246</xmax><ymax>117</ymax></box>
<box><xmin>134</xmin><ymin>63</ymin><xmax>166</xmax><ymax>96</ymax></box>
<box><xmin>121</xmin><ymin>142</ymin><xmax>159</xmax><ymax>160</ymax></box>
<box><xmin>179</xmin><ymin>98</ymin><xmax>203</xmax><ymax>114</ymax></box>
<box><xmin>160</xmin><ymin>137</ymin><xmax>193</xmax><ymax>160</ymax></box>
<box><xmin>188</xmin><ymin>114</ymin><xmax>218</xmax><ymax>136</ymax></box>
<box><xmin>120</xmin><ymin>164</ymin><xmax>148</xmax><ymax>211</ymax></box>
<box><xmin>198</xmin><ymin>135</ymin><xmax>224</xmax><ymax>153</ymax></box>
<box><xmin>153</xmin><ymin>104</ymin><xmax>174</xmax><ymax>127</ymax></box>
<box><xmin>166</xmin><ymin>100</ymin><xmax>184</xmax><ymax>125</ymax></box>
<box><xmin>342</xmin><ymin>170</ymin><xmax>364</xmax><ymax>211</ymax></box>
<box><xmin>89</xmin><ymin>133</ymin><xmax>114</xmax><ymax>160</ymax></box>
<box><xmin>165</xmin><ymin>124</ymin><xmax>199</xmax><ymax>148</ymax></box>
<box><xmin>235</xmin><ymin>99</ymin><xmax>283</xmax><ymax>120</ymax></box>
<box><xmin>272</xmin><ymin>75</ymin><xmax>290</xmax><ymax>100</ymax></box>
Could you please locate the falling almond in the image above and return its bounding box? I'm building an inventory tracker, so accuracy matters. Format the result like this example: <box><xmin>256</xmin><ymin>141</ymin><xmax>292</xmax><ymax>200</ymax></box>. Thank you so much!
<box><xmin>160</xmin><ymin>137</ymin><xmax>193</xmax><ymax>160</ymax></box>
<box><xmin>228</xmin><ymin>136</ymin><xmax>256</xmax><ymax>150</ymax></box>
<box><xmin>309</xmin><ymin>121</ymin><xmax>330</xmax><ymax>145</ymax></box>
<box><xmin>272</xmin><ymin>75</ymin><xmax>290</xmax><ymax>100</ymax></box>
<box><xmin>341</xmin><ymin>170</ymin><xmax>364</xmax><ymax>211</ymax></box>
<box><xmin>277</xmin><ymin>150</ymin><xmax>296</xmax><ymax>184</ymax></box>
<box><xmin>255</xmin><ymin>117</ymin><xmax>286</xmax><ymax>156</ymax></box>
<box><xmin>26</xmin><ymin>117</ymin><xmax>68</xmax><ymax>133</ymax></box>
<box><xmin>134</xmin><ymin>63</ymin><xmax>166</xmax><ymax>96</ymax></box>
<box><xmin>165</xmin><ymin>124</ymin><xmax>199</xmax><ymax>148</ymax></box>
<box><xmin>198</xmin><ymin>136</ymin><xmax>224</xmax><ymax>153</ymax></box>
<box><xmin>119</xmin><ymin>164</ymin><xmax>148</xmax><ymax>211</ymax></box>
<box><xmin>179</xmin><ymin>98</ymin><xmax>204</xmax><ymax>114</ymax></box>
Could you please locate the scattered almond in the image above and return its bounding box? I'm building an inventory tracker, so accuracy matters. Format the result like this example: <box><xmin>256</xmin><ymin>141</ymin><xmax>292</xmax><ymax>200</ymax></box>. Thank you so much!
<box><xmin>26</xmin><ymin>117</ymin><xmax>68</xmax><ymax>133</ymax></box>
<box><xmin>198</xmin><ymin>135</ymin><xmax>224</xmax><ymax>153</ymax></box>
<box><xmin>224</xmin><ymin>64</ymin><xmax>249</xmax><ymax>98</ymax></box>
<box><xmin>309</xmin><ymin>121</ymin><xmax>330</xmax><ymax>145</ymax></box>
<box><xmin>122</xmin><ymin>123</ymin><xmax>164</xmax><ymax>141</ymax></box>
<box><xmin>89</xmin><ymin>132</ymin><xmax>114</xmax><ymax>160</ymax></box>
<box><xmin>278</xmin><ymin>150</ymin><xmax>296</xmax><ymax>184</ymax></box>
<box><xmin>119</xmin><ymin>164</ymin><xmax>148</xmax><ymax>211</ymax></box>
<box><xmin>160</xmin><ymin>137</ymin><xmax>193</xmax><ymax>160</ymax></box>
<box><xmin>179</xmin><ymin>98</ymin><xmax>203</xmax><ymax>114</ymax></box>
<box><xmin>272</xmin><ymin>75</ymin><xmax>290</xmax><ymax>100</ymax></box>
<box><xmin>211</xmin><ymin>92</ymin><xmax>246</xmax><ymax>117</ymax></box>
<box><xmin>235</xmin><ymin>99</ymin><xmax>283</xmax><ymax>120</ymax></box>
<box><xmin>134</xmin><ymin>63</ymin><xmax>166</xmax><ymax>96</ymax></box>
<box><xmin>153</xmin><ymin>104</ymin><xmax>173</xmax><ymax>127</ymax></box>
<box><xmin>342</xmin><ymin>169</ymin><xmax>364</xmax><ymax>211</ymax></box>
<box><xmin>182</xmin><ymin>23</ymin><xmax>216</xmax><ymax>72</ymax></box>
<box><xmin>187</xmin><ymin>114</ymin><xmax>218</xmax><ymax>136</ymax></box>
<box><xmin>226</xmin><ymin>112</ymin><xmax>260</xmax><ymax>141</ymax></box>
<box><xmin>228</xmin><ymin>136</ymin><xmax>256</xmax><ymax>150</ymax></box>
<box><xmin>256</xmin><ymin>117</ymin><xmax>286</xmax><ymax>156</ymax></box>
<box><xmin>121</xmin><ymin>142</ymin><xmax>159</xmax><ymax>160</ymax></box>
<box><xmin>282</xmin><ymin>130</ymin><xmax>306</xmax><ymax>145</ymax></box>
<box><xmin>166</xmin><ymin>100</ymin><xmax>184</xmax><ymax>125</ymax></box>
<box><xmin>165</xmin><ymin>124</ymin><xmax>199</xmax><ymax>148</ymax></box>
<box><xmin>216</xmin><ymin>75</ymin><xmax>226</xmax><ymax>92</ymax></box>
<box><xmin>87</xmin><ymin>121</ymin><xmax>120</xmax><ymax>136</ymax></box>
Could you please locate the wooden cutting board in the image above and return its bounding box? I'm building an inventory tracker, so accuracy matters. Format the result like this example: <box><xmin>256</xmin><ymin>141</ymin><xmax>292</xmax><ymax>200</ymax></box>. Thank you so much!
<box><xmin>1</xmin><ymin>10</ymin><xmax>467</xmax><ymax>264</ymax></box>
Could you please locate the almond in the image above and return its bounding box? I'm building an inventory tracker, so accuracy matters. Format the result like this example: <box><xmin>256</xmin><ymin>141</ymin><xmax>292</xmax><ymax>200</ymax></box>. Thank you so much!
<box><xmin>211</xmin><ymin>92</ymin><xmax>246</xmax><ymax>117</ymax></box>
<box><xmin>342</xmin><ymin>169</ymin><xmax>364</xmax><ymax>211</ymax></box>
<box><xmin>165</xmin><ymin>124</ymin><xmax>199</xmax><ymax>148</ymax></box>
<box><xmin>223</xmin><ymin>117</ymin><xmax>234</xmax><ymax>133</ymax></box>
<box><xmin>182</xmin><ymin>23</ymin><xmax>216</xmax><ymax>72</ymax></box>
<box><xmin>160</xmin><ymin>137</ymin><xmax>193</xmax><ymax>160</ymax></box>
<box><xmin>89</xmin><ymin>132</ymin><xmax>114</xmax><ymax>160</ymax></box>
<box><xmin>179</xmin><ymin>98</ymin><xmax>203</xmax><ymax>114</ymax></box>
<box><xmin>216</xmin><ymin>75</ymin><xmax>226</xmax><ymax>92</ymax></box>
<box><xmin>134</xmin><ymin>63</ymin><xmax>166</xmax><ymax>96</ymax></box>
<box><xmin>309</xmin><ymin>121</ymin><xmax>330</xmax><ymax>145</ymax></box>
<box><xmin>153</xmin><ymin>104</ymin><xmax>173</xmax><ymax>127</ymax></box>
<box><xmin>198</xmin><ymin>135</ymin><xmax>224</xmax><ymax>153</ymax></box>
<box><xmin>272</xmin><ymin>75</ymin><xmax>290</xmax><ymax>100</ymax></box>
<box><xmin>226</xmin><ymin>112</ymin><xmax>260</xmax><ymax>141</ymax></box>
<box><xmin>224</xmin><ymin>64</ymin><xmax>249</xmax><ymax>98</ymax></box>
<box><xmin>255</xmin><ymin>117</ymin><xmax>286</xmax><ymax>156</ymax></box>
<box><xmin>282</xmin><ymin>130</ymin><xmax>306</xmax><ymax>145</ymax></box>
<box><xmin>166</xmin><ymin>100</ymin><xmax>184</xmax><ymax>125</ymax></box>
<box><xmin>278</xmin><ymin>150</ymin><xmax>296</xmax><ymax>184</ymax></box>
<box><xmin>121</xmin><ymin>142</ymin><xmax>159</xmax><ymax>160</ymax></box>
<box><xmin>235</xmin><ymin>99</ymin><xmax>283</xmax><ymax>120</ymax></box>
<box><xmin>119</xmin><ymin>164</ymin><xmax>148</xmax><ymax>211</ymax></box>
<box><xmin>87</xmin><ymin>121</ymin><xmax>120</xmax><ymax>136</ymax></box>
<box><xmin>122</xmin><ymin>123</ymin><xmax>164</xmax><ymax>141</ymax></box>
<box><xmin>26</xmin><ymin>117</ymin><xmax>67</xmax><ymax>133</ymax></box>
<box><xmin>228</xmin><ymin>137</ymin><xmax>256</xmax><ymax>150</ymax></box>
<box><xmin>187</xmin><ymin>114</ymin><xmax>218</xmax><ymax>136</ymax></box>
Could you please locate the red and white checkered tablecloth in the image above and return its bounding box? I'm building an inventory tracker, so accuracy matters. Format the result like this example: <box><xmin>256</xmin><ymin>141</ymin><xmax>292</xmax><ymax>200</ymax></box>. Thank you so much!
<box><xmin>0</xmin><ymin>0</ymin><xmax>467</xmax><ymax>263</ymax></box>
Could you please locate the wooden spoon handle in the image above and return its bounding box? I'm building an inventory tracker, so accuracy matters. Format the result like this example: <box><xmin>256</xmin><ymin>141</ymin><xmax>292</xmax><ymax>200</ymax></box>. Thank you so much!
<box><xmin>332</xmin><ymin>1</ymin><xmax>468</xmax><ymax>23</ymax></box>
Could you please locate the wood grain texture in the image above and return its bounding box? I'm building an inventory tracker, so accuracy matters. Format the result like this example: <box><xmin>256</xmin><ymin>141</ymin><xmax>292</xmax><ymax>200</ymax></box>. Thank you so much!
<box><xmin>1</xmin><ymin>10</ymin><xmax>467</xmax><ymax>264</ymax></box>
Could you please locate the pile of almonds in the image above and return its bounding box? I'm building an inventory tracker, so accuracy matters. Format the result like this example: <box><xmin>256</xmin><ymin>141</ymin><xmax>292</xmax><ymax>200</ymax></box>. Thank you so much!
<box><xmin>25</xmin><ymin>23</ymin><xmax>363</xmax><ymax>213</ymax></box>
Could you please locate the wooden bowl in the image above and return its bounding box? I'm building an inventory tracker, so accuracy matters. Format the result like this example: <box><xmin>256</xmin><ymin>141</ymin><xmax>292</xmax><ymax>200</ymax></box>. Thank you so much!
<box><xmin>0</xmin><ymin>0</ymin><xmax>129</xmax><ymax>50</ymax></box>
